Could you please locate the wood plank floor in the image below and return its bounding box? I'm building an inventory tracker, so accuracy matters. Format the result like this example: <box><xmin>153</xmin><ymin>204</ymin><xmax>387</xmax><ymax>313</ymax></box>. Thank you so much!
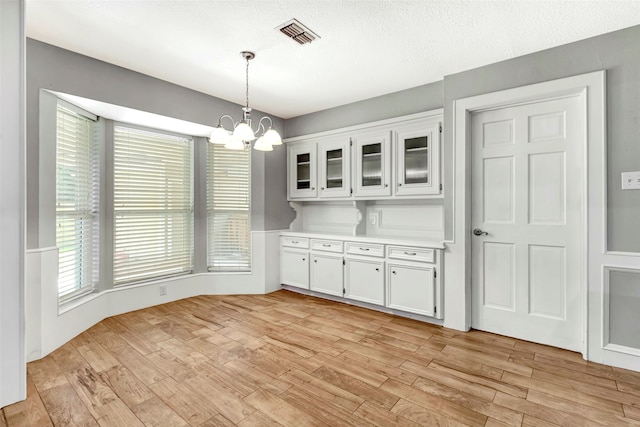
<box><xmin>3</xmin><ymin>290</ymin><xmax>640</xmax><ymax>426</ymax></box>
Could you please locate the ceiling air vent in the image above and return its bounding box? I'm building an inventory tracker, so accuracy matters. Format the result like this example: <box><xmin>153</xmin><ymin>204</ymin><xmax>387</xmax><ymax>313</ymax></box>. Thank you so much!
<box><xmin>277</xmin><ymin>19</ymin><xmax>319</xmax><ymax>45</ymax></box>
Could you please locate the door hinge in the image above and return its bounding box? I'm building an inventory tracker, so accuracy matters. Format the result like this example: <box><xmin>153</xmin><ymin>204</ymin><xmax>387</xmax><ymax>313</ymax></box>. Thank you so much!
<box><xmin>434</xmin><ymin>306</ymin><xmax>437</xmax><ymax>314</ymax></box>
<box><xmin>434</xmin><ymin>270</ymin><xmax>437</xmax><ymax>278</ymax></box>
<box><xmin>439</xmin><ymin>183</ymin><xmax>443</xmax><ymax>191</ymax></box>
<box><xmin>350</xmin><ymin>188</ymin><xmax>353</xmax><ymax>195</ymax></box>
<box><xmin>350</xmin><ymin>138</ymin><xmax>353</xmax><ymax>146</ymax></box>
<box><xmin>343</xmin><ymin>259</ymin><xmax>345</xmax><ymax>266</ymax></box>
<box><xmin>439</xmin><ymin>125</ymin><xmax>443</xmax><ymax>133</ymax></box>
<box><xmin>343</xmin><ymin>288</ymin><xmax>346</xmax><ymax>295</ymax></box>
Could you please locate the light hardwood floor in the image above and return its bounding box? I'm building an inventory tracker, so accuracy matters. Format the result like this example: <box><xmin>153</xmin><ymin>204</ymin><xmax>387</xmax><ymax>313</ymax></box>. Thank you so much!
<box><xmin>2</xmin><ymin>290</ymin><xmax>640</xmax><ymax>426</ymax></box>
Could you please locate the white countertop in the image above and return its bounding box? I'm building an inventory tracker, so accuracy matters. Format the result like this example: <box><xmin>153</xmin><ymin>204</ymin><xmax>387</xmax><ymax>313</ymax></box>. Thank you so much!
<box><xmin>280</xmin><ymin>231</ymin><xmax>446</xmax><ymax>249</ymax></box>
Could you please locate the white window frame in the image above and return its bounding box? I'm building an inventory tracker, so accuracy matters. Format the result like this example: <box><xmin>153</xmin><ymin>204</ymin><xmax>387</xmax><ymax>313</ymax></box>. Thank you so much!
<box><xmin>55</xmin><ymin>101</ymin><xmax>99</xmax><ymax>303</ymax></box>
<box><xmin>206</xmin><ymin>143</ymin><xmax>252</xmax><ymax>272</ymax></box>
<box><xmin>112</xmin><ymin>124</ymin><xmax>194</xmax><ymax>286</ymax></box>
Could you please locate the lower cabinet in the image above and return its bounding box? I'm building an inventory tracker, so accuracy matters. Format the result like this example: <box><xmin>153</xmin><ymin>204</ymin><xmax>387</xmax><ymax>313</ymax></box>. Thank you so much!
<box><xmin>310</xmin><ymin>253</ymin><xmax>344</xmax><ymax>297</ymax></box>
<box><xmin>281</xmin><ymin>248</ymin><xmax>309</xmax><ymax>289</ymax></box>
<box><xmin>386</xmin><ymin>262</ymin><xmax>435</xmax><ymax>317</ymax></box>
<box><xmin>281</xmin><ymin>233</ymin><xmax>443</xmax><ymax>320</ymax></box>
<box><xmin>345</xmin><ymin>257</ymin><xmax>384</xmax><ymax>305</ymax></box>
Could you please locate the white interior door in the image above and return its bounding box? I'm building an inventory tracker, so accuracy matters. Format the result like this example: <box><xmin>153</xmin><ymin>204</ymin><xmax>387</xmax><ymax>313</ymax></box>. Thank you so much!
<box><xmin>471</xmin><ymin>95</ymin><xmax>584</xmax><ymax>351</ymax></box>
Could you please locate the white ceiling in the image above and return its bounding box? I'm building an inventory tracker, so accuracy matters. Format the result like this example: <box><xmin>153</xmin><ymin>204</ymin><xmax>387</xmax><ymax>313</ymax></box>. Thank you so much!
<box><xmin>26</xmin><ymin>0</ymin><xmax>640</xmax><ymax>119</ymax></box>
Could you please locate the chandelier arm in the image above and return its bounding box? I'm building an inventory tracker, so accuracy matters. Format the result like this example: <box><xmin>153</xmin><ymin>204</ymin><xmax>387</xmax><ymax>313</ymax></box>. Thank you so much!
<box><xmin>218</xmin><ymin>114</ymin><xmax>236</xmax><ymax>130</ymax></box>
<box><xmin>255</xmin><ymin>116</ymin><xmax>274</xmax><ymax>134</ymax></box>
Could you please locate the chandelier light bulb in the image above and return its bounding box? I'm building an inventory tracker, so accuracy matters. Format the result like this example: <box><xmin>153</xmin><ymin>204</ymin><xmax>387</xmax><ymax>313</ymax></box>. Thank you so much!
<box><xmin>262</xmin><ymin>128</ymin><xmax>282</xmax><ymax>145</ymax></box>
<box><xmin>254</xmin><ymin>137</ymin><xmax>273</xmax><ymax>152</ymax></box>
<box><xmin>233</xmin><ymin>122</ymin><xmax>256</xmax><ymax>141</ymax></box>
<box><xmin>209</xmin><ymin>126</ymin><xmax>230</xmax><ymax>144</ymax></box>
<box><xmin>225</xmin><ymin>136</ymin><xmax>246</xmax><ymax>150</ymax></box>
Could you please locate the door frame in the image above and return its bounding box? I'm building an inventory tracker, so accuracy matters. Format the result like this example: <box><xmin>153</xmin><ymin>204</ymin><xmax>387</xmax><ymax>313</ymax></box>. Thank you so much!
<box><xmin>451</xmin><ymin>71</ymin><xmax>606</xmax><ymax>360</ymax></box>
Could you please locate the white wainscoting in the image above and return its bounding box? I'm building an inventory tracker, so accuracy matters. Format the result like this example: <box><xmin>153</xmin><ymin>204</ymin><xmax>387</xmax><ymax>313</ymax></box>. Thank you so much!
<box><xmin>25</xmin><ymin>230</ymin><xmax>283</xmax><ymax>361</ymax></box>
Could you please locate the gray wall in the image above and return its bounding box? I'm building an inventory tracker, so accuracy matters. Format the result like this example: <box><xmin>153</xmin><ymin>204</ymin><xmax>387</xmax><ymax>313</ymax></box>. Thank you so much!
<box><xmin>26</xmin><ymin>39</ymin><xmax>292</xmax><ymax>249</ymax></box>
<box><xmin>284</xmin><ymin>24</ymin><xmax>640</xmax><ymax>252</ymax></box>
<box><xmin>609</xmin><ymin>269</ymin><xmax>640</xmax><ymax>349</ymax></box>
<box><xmin>285</xmin><ymin>81</ymin><xmax>444</xmax><ymax>138</ymax></box>
<box><xmin>443</xmin><ymin>24</ymin><xmax>640</xmax><ymax>251</ymax></box>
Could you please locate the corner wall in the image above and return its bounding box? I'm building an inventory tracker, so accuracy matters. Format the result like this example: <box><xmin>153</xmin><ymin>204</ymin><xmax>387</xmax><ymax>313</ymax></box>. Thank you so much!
<box><xmin>0</xmin><ymin>0</ymin><xmax>26</xmax><ymax>408</ymax></box>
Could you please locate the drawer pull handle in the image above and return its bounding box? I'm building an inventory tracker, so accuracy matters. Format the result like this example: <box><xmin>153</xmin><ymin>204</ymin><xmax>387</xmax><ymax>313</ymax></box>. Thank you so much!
<box><xmin>322</xmin><ymin>244</ymin><xmax>331</xmax><ymax>247</ymax></box>
<box><xmin>404</xmin><ymin>251</ymin><xmax>417</xmax><ymax>256</ymax></box>
<box><xmin>291</xmin><ymin>240</ymin><xmax>299</xmax><ymax>244</ymax></box>
<box><xmin>359</xmin><ymin>247</ymin><xmax>370</xmax><ymax>251</ymax></box>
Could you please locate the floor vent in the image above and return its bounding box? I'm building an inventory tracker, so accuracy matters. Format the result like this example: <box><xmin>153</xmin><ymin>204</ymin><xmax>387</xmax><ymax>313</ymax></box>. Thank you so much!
<box><xmin>276</xmin><ymin>19</ymin><xmax>319</xmax><ymax>45</ymax></box>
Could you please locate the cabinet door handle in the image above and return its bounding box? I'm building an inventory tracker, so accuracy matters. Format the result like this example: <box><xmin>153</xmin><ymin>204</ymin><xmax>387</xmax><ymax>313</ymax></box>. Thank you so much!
<box><xmin>398</xmin><ymin>183</ymin><xmax>403</xmax><ymax>187</ymax></box>
<box><xmin>392</xmin><ymin>270</ymin><xmax>397</xmax><ymax>275</ymax></box>
<box><xmin>384</xmin><ymin>184</ymin><xmax>389</xmax><ymax>188</ymax></box>
<box><xmin>311</xmin><ymin>187</ymin><xmax>315</xmax><ymax>190</ymax></box>
<box><xmin>314</xmin><ymin>259</ymin><xmax>317</xmax><ymax>263</ymax></box>
<box><xmin>321</xmin><ymin>187</ymin><xmax>325</xmax><ymax>190</ymax></box>
<box><xmin>302</xmin><ymin>258</ymin><xmax>306</xmax><ymax>261</ymax></box>
<box><xmin>375</xmin><ymin>268</ymin><xmax>380</xmax><ymax>272</ymax></box>
<box><xmin>359</xmin><ymin>247</ymin><xmax>370</xmax><ymax>251</ymax></box>
<box><xmin>404</xmin><ymin>251</ymin><xmax>417</xmax><ymax>256</ymax></box>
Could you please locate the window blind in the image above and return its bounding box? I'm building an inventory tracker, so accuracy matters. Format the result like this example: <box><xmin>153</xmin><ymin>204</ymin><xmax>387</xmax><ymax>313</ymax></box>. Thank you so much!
<box><xmin>113</xmin><ymin>126</ymin><xmax>193</xmax><ymax>285</ymax></box>
<box><xmin>207</xmin><ymin>144</ymin><xmax>251</xmax><ymax>271</ymax></box>
<box><xmin>56</xmin><ymin>104</ymin><xmax>99</xmax><ymax>303</ymax></box>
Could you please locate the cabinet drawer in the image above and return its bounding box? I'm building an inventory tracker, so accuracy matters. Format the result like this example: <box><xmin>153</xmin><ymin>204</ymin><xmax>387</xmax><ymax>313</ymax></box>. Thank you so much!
<box><xmin>311</xmin><ymin>239</ymin><xmax>344</xmax><ymax>253</ymax></box>
<box><xmin>345</xmin><ymin>242</ymin><xmax>385</xmax><ymax>258</ymax></box>
<box><xmin>281</xmin><ymin>236</ymin><xmax>309</xmax><ymax>249</ymax></box>
<box><xmin>387</xmin><ymin>246</ymin><xmax>434</xmax><ymax>263</ymax></box>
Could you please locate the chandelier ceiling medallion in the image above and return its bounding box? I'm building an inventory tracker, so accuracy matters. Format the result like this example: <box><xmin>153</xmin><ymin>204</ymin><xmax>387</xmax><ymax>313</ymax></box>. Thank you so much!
<box><xmin>208</xmin><ymin>51</ymin><xmax>282</xmax><ymax>151</ymax></box>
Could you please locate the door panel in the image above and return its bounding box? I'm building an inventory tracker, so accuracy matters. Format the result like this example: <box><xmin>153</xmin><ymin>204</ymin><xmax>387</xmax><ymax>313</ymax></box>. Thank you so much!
<box><xmin>471</xmin><ymin>95</ymin><xmax>583</xmax><ymax>352</ymax></box>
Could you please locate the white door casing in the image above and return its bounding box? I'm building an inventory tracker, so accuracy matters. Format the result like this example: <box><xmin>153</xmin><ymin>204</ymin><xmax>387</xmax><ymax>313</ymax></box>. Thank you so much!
<box><xmin>450</xmin><ymin>71</ymin><xmax>607</xmax><ymax>363</ymax></box>
<box><xmin>471</xmin><ymin>96</ymin><xmax>584</xmax><ymax>351</ymax></box>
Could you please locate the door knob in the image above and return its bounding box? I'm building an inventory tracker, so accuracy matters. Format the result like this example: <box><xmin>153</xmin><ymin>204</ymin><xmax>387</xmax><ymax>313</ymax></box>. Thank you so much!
<box><xmin>473</xmin><ymin>228</ymin><xmax>488</xmax><ymax>236</ymax></box>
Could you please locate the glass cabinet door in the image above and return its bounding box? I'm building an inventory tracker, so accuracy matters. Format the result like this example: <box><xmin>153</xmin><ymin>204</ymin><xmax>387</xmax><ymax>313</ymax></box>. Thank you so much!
<box><xmin>318</xmin><ymin>138</ymin><xmax>350</xmax><ymax>198</ymax></box>
<box><xmin>353</xmin><ymin>131</ymin><xmax>391</xmax><ymax>197</ymax></box>
<box><xmin>288</xmin><ymin>143</ymin><xmax>317</xmax><ymax>199</ymax></box>
<box><xmin>395</xmin><ymin>120</ymin><xmax>440</xmax><ymax>196</ymax></box>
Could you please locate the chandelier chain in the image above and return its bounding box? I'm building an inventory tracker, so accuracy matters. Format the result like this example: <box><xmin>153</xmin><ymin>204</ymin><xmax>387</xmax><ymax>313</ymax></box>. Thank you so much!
<box><xmin>245</xmin><ymin>56</ymin><xmax>250</xmax><ymax>109</ymax></box>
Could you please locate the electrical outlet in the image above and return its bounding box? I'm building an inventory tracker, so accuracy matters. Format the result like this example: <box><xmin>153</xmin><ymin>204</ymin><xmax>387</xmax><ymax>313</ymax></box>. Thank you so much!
<box><xmin>159</xmin><ymin>285</ymin><xmax>167</xmax><ymax>296</ymax></box>
<box><xmin>369</xmin><ymin>212</ymin><xmax>379</xmax><ymax>225</ymax></box>
<box><xmin>621</xmin><ymin>171</ymin><xmax>640</xmax><ymax>190</ymax></box>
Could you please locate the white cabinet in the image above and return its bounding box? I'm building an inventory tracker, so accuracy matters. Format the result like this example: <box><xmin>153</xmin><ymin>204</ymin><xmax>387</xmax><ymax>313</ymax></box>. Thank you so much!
<box><xmin>285</xmin><ymin>110</ymin><xmax>443</xmax><ymax>201</ymax></box>
<box><xmin>288</xmin><ymin>143</ymin><xmax>317</xmax><ymax>199</ymax></box>
<box><xmin>345</xmin><ymin>257</ymin><xmax>384</xmax><ymax>305</ymax></box>
<box><xmin>318</xmin><ymin>137</ymin><xmax>351</xmax><ymax>198</ymax></box>
<box><xmin>387</xmin><ymin>262</ymin><xmax>435</xmax><ymax>317</ymax></box>
<box><xmin>353</xmin><ymin>130</ymin><xmax>391</xmax><ymax>197</ymax></box>
<box><xmin>394</xmin><ymin>120</ymin><xmax>441</xmax><ymax>196</ymax></box>
<box><xmin>281</xmin><ymin>248</ymin><xmax>309</xmax><ymax>289</ymax></box>
<box><xmin>310</xmin><ymin>253</ymin><xmax>343</xmax><ymax>297</ymax></box>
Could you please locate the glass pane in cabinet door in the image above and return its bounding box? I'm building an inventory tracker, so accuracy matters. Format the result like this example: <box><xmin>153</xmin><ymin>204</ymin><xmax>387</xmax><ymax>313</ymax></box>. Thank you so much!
<box><xmin>296</xmin><ymin>153</ymin><xmax>310</xmax><ymax>190</ymax></box>
<box><xmin>362</xmin><ymin>143</ymin><xmax>382</xmax><ymax>187</ymax></box>
<box><xmin>404</xmin><ymin>136</ymin><xmax>429</xmax><ymax>184</ymax></box>
<box><xmin>326</xmin><ymin>148</ymin><xmax>343</xmax><ymax>188</ymax></box>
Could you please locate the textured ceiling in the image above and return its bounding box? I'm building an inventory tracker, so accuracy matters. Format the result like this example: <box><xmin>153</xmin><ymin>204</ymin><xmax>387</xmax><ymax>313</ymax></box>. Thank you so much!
<box><xmin>26</xmin><ymin>0</ymin><xmax>640</xmax><ymax>119</ymax></box>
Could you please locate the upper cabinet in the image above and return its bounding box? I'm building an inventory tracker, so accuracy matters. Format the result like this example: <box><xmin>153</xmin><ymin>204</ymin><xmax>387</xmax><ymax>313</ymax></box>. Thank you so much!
<box><xmin>288</xmin><ymin>143</ymin><xmax>317</xmax><ymax>199</ymax></box>
<box><xmin>318</xmin><ymin>137</ymin><xmax>351</xmax><ymax>198</ymax></box>
<box><xmin>353</xmin><ymin>130</ymin><xmax>391</xmax><ymax>197</ymax></box>
<box><xmin>285</xmin><ymin>110</ymin><xmax>442</xmax><ymax>201</ymax></box>
<box><xmin>395</xmin><ymin>119</ymin><xmax>441</xmax><ymax>196</ymax></box>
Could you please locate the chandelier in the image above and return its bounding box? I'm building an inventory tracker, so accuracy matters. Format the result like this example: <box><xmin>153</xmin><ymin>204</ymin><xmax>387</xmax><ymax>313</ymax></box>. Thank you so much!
<box><xmin>208</xmin><ymin>51</ymin><xmax>282</xmax><ymax>151</ymax></box>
